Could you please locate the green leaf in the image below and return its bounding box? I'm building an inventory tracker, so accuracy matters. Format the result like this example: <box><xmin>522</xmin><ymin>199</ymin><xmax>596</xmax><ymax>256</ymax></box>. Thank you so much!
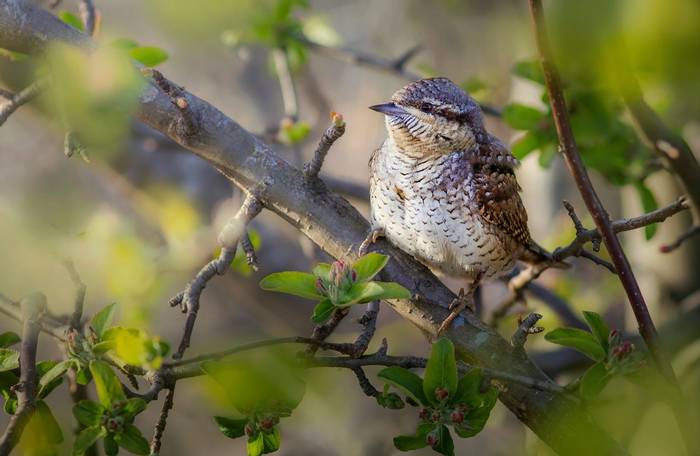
<box><xmin>311</xmin><ymin>263</ymin><xmax>331</xmax><ymax>281</ymax></box>
<box><xmin>58</xmin><ymin>11</ymin><xmax>85</xmax><ymax>32</ymax></box>
<box><xmin>582</xmin><ymin>311</ymin><xmax>610</xmax><ymax>352</ymax></box>
<box><xmin>259</xmin><ymin>272</ymin><xmax>323</xmax><ymax>300</ymax></box>
<box><xmin>580</xmin><ymin>362</ymin><xmax>610</xmax><ymax>400</ymax></box>
<box><xmin>213</xmin><ymin>416</ymin><xmax>248</xmax><ymax>439</ymax></box>
<box><xmin>89</xmin><ymin>360</ymin><xmax>125</xmax><ymax>408</ymax></box>
<box><xmin>90</xmin><ymin>303</ymin><xmax>117</xmax><ymax>339</ymax></box>
<box><xmin>39</xmin><ymin>360</ymin><xmax>73</xmax><ymax>396</ymax></box>
<box><xmin>76</xmin><ymin>368</ymin><xmax>91</xmax><ymax>385</ymax></box>
<box><xmin>247</xmin><ymin>432</ymin><xmax>264</xmax><ymax>456</ymax></box>
<box><xmin>502</xmin><ymin>103</ymin><xmax>545</xmax><ymax>130</ymax></box>
<box><xmin>0</xmin><ymin>332</ymin><xmax>20</xmax><ymax>348</ymax></box>
<box><xmin>129</xmin><ymin>46</ymin><xmax>169</xmax><ymax>67</ymax></box>
<box><xmin>455</xmin><ymin>388</ymin><xmax>498</xmax><ymax>438</ymax></box>
<box><xmin>512</xmin><ymin>130</ymin><xmax>544</xmax><ymax>160</ymax></box>
<box><xmin>377</xmin><ymin>366</ymin><xmax>429</xmax><ymax>406</ymax></box>
<box><xmin>512</xmin><ymin>60</ymin><xmax>544</xmax><ymax>85</ymax></box>
<box><xmin>311</xmin><ymin>299</ymin><xmax>335</xmax><ymax>324</ymax></box>
<box><xmin>393</xmin><ymin>423</ymin><xmax>434</xmax><ymax>451</ymax></box>
<box><xmin>423</xmin><ymin>338</ymin><xmax>458</xmax><ymax>405</ymax></box>
<box><xmin>0</xmin><ymin>349</ymin><xmax>19</xmax><ymax>372</ymax></box>
<box><xmin>73</xmin><ymin>400</ymin><xmax>104</xmax><ymax>427</ymax></box>
<box><xmin>109</xmin><ymin>38</ymin><xmax>139</xmax><ymax>51</ymax></box>
<box><xmin>36</xmin><ymin>360</ymin><xmax>65</xmax><ymax>399</ymax></box>
<box><xmin>0</xmin><ymin>371</ymin><xmax>17</xmax><ymax>394</ymax></box>
<box><xmin>545</xmin><ymin>328</ymin><xmax>606</xmax><ymax>361</ymax></box>
<box><xmin>92</xmin><ymin>340</ymin><xmax>115</xmax><ymax>355</ymax></box>
<box><xmin>73</xmin><ymin>426</ymin><xmax>106</xmax><ymax>456</ymax></box>
<box><xmin>343</xmin><ymin>281</ymin><xmax>410</xmax><ymax>306</ymax></box>
<box><xmin>351</xmin><ymin>253</ymin><xmax>389</xmax><ymax>282</ymax></box>
<box><xmin>3</xmin><ymin>395</ymin><xmax>17</xmax><ymax>414</ymax></box>
<box><xmin>452</xmin><ymin>368</ymin><xmax>483</xmax><ymax>407</ymax></box>
<box><xmin>116</xmin><ymin>423</ymin><xmax>150</xmax><ymax>455</ymax></box>
<box><xmin>123</xmin><ymin>398</ymin><xmax>147</xmax><ymax>416</ymax></box>
<box><xmin>262</xmin><ymin>427</ymin><xmax>281</xmax><ymax>453</ymax></box>
<box><xmin>634</xmin><ymin>182</ymin><xmax>659</xmax><ymax>240</ymax></box>
<box><xmin>104</xmin><ymin>434</ymin><xmax>118</xmax><ymax>456</ymax></box>
<box><xmin>538</xmin><ymin>143</ymin><xmax>558</xmax><ymax>168</ymax></box>
<box><xmin>432</xmin><ymin>425</ymin><xmax>454</xmax><ymax>456</ymax></box>
<box><xmin>33</xmin><ymin>400</ymin><xmax>64</xmax><ymax>444</ymax></box>
<box><xmin>203</xmin><ymin>355</ymin><xmax>306</xmax><ymax>416</ymax></box>
<box><xmin>279</xmin><ymin>121</ymin><xmax>311</xmax><ymax>145</ymax></box>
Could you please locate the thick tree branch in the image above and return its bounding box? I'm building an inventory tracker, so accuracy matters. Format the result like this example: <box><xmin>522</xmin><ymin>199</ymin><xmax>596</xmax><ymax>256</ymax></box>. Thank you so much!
<box><xmin>0</xmin><ymin>6</ymin><xmax>625</xmax><ymax>453</ymax></box>
<box><xmin>0</xmin><ymin>293</ymin><xmax>45</xmax><ymax>455</ymax></box>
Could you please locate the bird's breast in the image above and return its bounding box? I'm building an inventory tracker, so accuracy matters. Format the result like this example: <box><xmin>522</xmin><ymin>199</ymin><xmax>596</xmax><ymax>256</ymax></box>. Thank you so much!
<box><xmin>369</xmin><ymin>145</ymin><xmax>516</xmax><ymax>278</ymax></box>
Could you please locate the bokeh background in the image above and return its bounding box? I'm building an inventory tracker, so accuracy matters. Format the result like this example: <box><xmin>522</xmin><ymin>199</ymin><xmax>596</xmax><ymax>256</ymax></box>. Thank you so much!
<box><xmin>1</xmin><ymin>0</ymin><xmax>699</xmax><ymax>454</ymax></box>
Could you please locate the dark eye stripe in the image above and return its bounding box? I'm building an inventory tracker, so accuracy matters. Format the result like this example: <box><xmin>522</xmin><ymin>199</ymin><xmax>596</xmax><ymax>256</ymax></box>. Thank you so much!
<box><xmin>419</xmin><ymin>102</ymin><xmax>434</xmax><ymax>113</ymax></box>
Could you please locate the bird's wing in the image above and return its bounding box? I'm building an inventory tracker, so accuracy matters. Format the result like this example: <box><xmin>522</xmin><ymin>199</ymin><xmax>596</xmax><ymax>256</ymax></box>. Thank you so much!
<box><xmin>471</xmin><ymin>138</ymin><xmax>532</xmax><ymax>247</ymax></box>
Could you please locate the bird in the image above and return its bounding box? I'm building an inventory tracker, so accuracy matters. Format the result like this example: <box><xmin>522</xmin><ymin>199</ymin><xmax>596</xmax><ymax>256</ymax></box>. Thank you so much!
<box><xmin>365</xmin><ymin>77</ymin><xmax>554</xmax><ymax>334</ymax></box>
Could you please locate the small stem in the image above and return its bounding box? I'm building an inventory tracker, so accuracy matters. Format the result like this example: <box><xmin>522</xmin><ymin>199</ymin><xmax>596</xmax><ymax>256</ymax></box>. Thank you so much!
<box><xmin>0</xmin><ymin>293</ymin><xmax>45</xmax><ymax>455</ymax></box>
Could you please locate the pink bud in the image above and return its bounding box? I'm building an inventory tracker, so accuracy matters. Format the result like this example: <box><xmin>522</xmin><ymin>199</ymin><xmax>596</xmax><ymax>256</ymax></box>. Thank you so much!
<box><xmin>451</xmin><ymin>410</ymin><xmax>464</xmax><ymax>424</ymax></box>
<box><xmin>434</xmin><ymin>387</ymin><xmax>449</xmax><ymax>402</ymax></box>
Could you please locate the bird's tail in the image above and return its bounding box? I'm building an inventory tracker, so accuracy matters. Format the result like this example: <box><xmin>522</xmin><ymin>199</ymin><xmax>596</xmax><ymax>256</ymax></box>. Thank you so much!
<box><xmin>520</xmin><ymin>241</ymin><xmax>570</xmax><ymax>269</ymax></box>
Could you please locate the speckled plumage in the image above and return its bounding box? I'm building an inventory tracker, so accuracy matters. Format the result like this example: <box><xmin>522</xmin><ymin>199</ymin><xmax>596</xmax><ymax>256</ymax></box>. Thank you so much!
<box><xmin>369</xmin><ymin>78</ymin><xmax>544</xmax><ymax>280</ymax></box>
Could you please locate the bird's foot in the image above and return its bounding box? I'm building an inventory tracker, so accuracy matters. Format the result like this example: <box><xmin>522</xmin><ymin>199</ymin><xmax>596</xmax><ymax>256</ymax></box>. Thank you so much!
<box><xmin>359</xmin><ymin>227</ymin><xmax>385</xmax><ymax>256</ymax></box>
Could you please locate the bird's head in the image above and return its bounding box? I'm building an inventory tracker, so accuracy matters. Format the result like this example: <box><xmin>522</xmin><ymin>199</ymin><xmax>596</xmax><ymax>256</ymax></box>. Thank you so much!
<box><xmin>370</xmin><ymin>77</ymin><xmax>486</xmax><ymax>157</ymax></box>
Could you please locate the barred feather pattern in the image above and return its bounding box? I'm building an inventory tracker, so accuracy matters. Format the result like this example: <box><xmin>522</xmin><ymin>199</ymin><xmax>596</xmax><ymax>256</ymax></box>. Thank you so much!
<box><xmin>369</xmin><ymin>134</ymin><xmax>531</xmax><ymax>279</ymax></box>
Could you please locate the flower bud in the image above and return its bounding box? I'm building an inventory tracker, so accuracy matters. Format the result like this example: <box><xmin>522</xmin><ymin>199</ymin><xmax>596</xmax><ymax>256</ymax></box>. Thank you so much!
<box><xmin>426</xmin><ymin>430</ymin><xmax>440</xmax><ymax>448</ymax></box>
<box><xmin>245</xmin><ymin>423</ymin><xmax>255</xmax><ymax>437</ymax></box>
<box><xmin>434</xmin><ymin>387</ymin><xmax>449</xmax><ymax>402</ymax></box>
<box><xmin>260</xmin><ymin>418</ymin><xmax>274</xmax><ymax>431</ymax></box>
<box><xmin>450</xmin><ymin>410</ymin><xmax>464</xmax><ymax>424</ymax></box>
<box><xmin>418</xmin><ymin>408</ymin><xmax>431</xmax><ymax>420</ymax></box>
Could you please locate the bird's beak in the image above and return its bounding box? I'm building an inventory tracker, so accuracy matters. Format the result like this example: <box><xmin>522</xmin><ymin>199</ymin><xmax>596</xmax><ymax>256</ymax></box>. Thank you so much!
<box><xmin>369</xmin><ymin>102</ymin><xmax>408</xmax><ymax>117</ymax></box>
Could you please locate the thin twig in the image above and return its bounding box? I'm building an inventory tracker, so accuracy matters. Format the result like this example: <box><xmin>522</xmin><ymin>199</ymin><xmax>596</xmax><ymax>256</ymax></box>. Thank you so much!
<box><xmin>79</xmin><ymin>0</ymin><xmax>96</xmax><ymax>36</ymax></box>
<box><xmin>660</xmin><ymin>225</ymin><xmax>700</xmax><ymax>253</ymax></box>
<box><xmin>149</xmin><ymin>387</ymin><xmax>175</xmax><ymax>455</ymax></box>
<box><xmin>305</xmin><ymin>307</ymin><xmax>350</xmax><ymax>355</ymax></box>
<box><xmin>511</xmin><ymin>313</ymin><xmax>543</xmax><ymax>350</ymax></box>
<box><xmin>62</xmin><ymin>260</ymin><xmax>86</xmax><ymax>330</ymax></box>
<box><xmin>529</xmin><ymin>0</ymin><xmax>678</xmax><ymax>386</ymax></box>
<box><xmin>0</xmin><ymin>80</ymin><xmax>46</xmax><ymax>127</ymax></box>
<box><xmin>172</xmin><ymin>194</ymin><xmax>263</xmax><ymax>359</ymax></box>
<box><xmin>350</xmin><ymin>367</ymin><xmax>380</xmax><ymax>397</ymax></box>
<box><xmin>303</xmin><ymin>112</ymin><xmax>346</xmax><ymax>181</ymax></box>
<box><xmin>272</xmin><ymin>48</ymin><xmax>299</xmax><ymax>122</ymax></box>
<box><xmin>490</xmin><ymin>197</ymin><xmax>688</xmax><ymax>324</ymax></box>
<box><xmin>298</xmin><ymin>36</ymin><xmax>502</xmax><ymax>117</ymax></box>
<box><xmin>240</xmin><ymin>231</ymin><xmax>259</xmax><ymax>271</ymax></box>
<box><xmin>0</xmin><ymin>293</ymin><xmax>45</xmax><ymax>455</ymax></box>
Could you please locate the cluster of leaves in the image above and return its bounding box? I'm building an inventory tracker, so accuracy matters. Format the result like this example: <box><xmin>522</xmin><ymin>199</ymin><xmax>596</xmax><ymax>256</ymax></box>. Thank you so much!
<box><xmin>545</xmin><ymin>311</ymin><xmax>645</xmax><ymax>400</ymax></box>
<box><xmin>1</xmin><ymin>303</ymin><xmax>168</xmax><ymax>455</ymax></box>
<box><xmin>503</xmin><ymin>60</ymin><xmax>660</xmax><ymax>239</ymax></box>
<box><xmin>204</xmin><ymin>352</ymin><xmax>306</xmax><ymax>456</ymax></box>
<box><xmin>0</xmin><ymin>333</ymin><xmax>64</xmax><ymax>455</ymax></box>
<box><xmin>378</xmin><ymin>339</ymin><xmax>498</xmax><ymax>455</ymax></box>
<box><xmin>259</xmin><ymin>253</ymin><xmax>410</xmax><ymax>324</ymax></box>
<box><xmin>40</xmin><ymin>304</ymin><xmax>169</xmax><ymax>394</ymax></box>
<box><xmin>72</xmin><ymin>361</ymin><xmax>149</xmax><ymax>455</ymax></box>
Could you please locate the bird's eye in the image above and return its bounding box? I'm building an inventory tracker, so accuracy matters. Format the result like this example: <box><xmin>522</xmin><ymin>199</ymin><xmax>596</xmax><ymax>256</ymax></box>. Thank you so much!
<box><xmin>419</xmin><ymin>102</ymin><xmax>433</xmax><ymax>113</ymax></box>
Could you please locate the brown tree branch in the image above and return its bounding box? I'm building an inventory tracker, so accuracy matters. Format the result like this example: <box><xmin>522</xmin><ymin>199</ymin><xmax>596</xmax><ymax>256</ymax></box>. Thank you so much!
<box><xmin>0</xmin><ymin>5</ymin><xmax>625</xmax><ymax>452</ymax></box>
<box><xmin>528</xmin><ymin>0</ymin><xmax>677</xmax><ymax>384</ymax></box>
<box><xmin>303</xmin><ymin>112</ymin><xmax>346</xmax><ymax>181</ymax></box>
<box><xmin>0</xmin><ymin>79</ymin><xmax>45</xmax><ymax>126</ymax></box>
<box><xmin>528</xmin><ymin>0</ymin><xmax>694</xmax><ymax>451</ymax></box>
<box><xmin>0</xmin><ymin>293</ymin><xmax>45</xmax><ymax>455</ymax></box>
